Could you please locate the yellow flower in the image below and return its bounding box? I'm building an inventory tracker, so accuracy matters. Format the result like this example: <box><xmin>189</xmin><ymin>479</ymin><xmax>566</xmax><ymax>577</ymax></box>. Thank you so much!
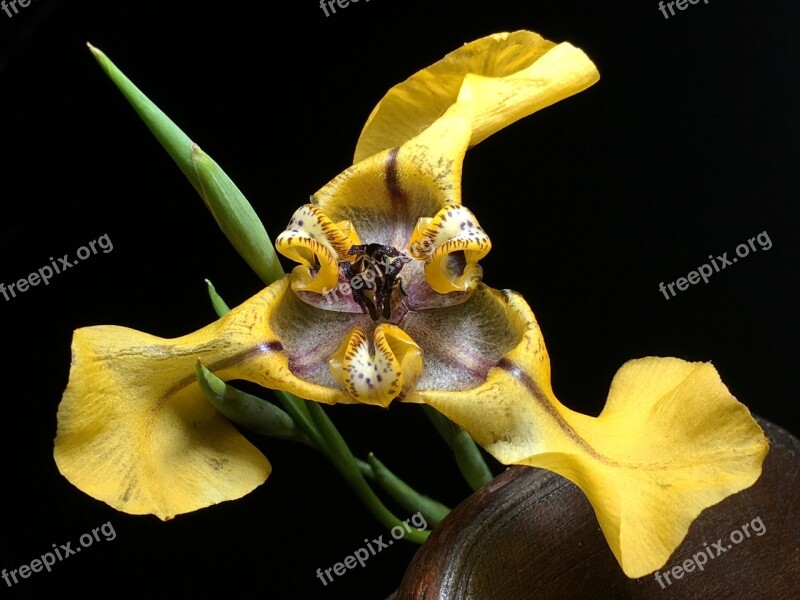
<box><xmin>54</xmin><ymin>30</ymin><xmax>768</xmax><ymax>582</ymax></box>
<box><xmin>55</xmin><ymin>30</ymin><xmax>599</xmax><ymax>519</ymax></box>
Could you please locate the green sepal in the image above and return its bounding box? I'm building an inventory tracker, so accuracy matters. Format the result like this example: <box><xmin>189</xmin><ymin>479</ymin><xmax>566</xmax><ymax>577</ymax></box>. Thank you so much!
<box><xmin>88</xmin><ymin>43</ymin><xmax>283</xmax><ymax>285</ymax></box>
<box><xmin>195</xmin><ymin>360</ymin><xmax>311</xmax><ymax>445</ymax></box>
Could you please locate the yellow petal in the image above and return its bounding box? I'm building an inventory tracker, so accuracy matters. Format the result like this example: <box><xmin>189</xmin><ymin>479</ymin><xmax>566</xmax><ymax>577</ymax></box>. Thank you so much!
<box><xmin>408</xmin><ymin>204</ymin><xmax>491</xmax><ymax>293</ymax></box>
<box><xmin>456</xmin><ymin>40</ymin><xmax>600</xmax><ymax>148</ymax></box>
<box><xmin>314</xmin><ymin>100</ymin><xmax>473</xmax><ymax>247</ymax></box>
<box><xmin>275</xmin><ymin>204</ymin><xmax>360</xmax><ymax>294</ymax></box>
<box><xmin>328</xmin><ymin>324</ymin><xmax>423</xmax><ymax>407</ymax></box>
<box><xmin>54</xmin><ymin>278</ymin><xmax>346</xmax><ymax>520</ymax></box>
<box><xmin>54</xmin><ymin>328</ymin><xmax>271</xmax><ymax>521</ymax></box>
<box><xmin>354</xmin><ymin>31</ymin><xmax>599</xmax><ymax>163</ymax></box>
<box><xmin>417</xmin><ymin>296</ymin><xmax>769</xmax><ymax>578</ymax></box>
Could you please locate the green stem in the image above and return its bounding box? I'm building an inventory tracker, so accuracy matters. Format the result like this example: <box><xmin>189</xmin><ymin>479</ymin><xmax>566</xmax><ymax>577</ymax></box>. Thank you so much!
<box><xmin>423</xmin><ymin>405</ymin><xmax>493</xmax><ymax>491</ymax></box>
<box><xmin>307</xmin><ymin>403</ymin><xmax>429</xmax><ymax>544</ymax></box>
<box><xmin>422</xmin><ymin>405</ymin><xmax>456</xmax><ymax>449</ymax></box>
<box><xmin>453</xmin><ymin>428</ymin><xmax>493</xmax><ymax>491</ymax></box>
<box><xmin>274</xmin><ymin>390</ymin><xmax>329</xmax><ymax>452</ymax></box>
<box><xmin>367</xmin><ymin>453</ymin><xmax>450</xmax><ymax>526</ymax></box>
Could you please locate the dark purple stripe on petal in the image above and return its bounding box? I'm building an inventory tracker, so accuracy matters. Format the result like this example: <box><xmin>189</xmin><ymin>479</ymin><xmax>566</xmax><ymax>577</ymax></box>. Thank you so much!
<box><xmin>496</xmin><ymin>357</ymin><xmax>615</xmax><ymax>464</ymax></box>
<box><xmin>164</xmin><ymin>341</ymin><xmax>283</xmax><ymax>399</ymax></box>
<box><xmin>385</xmin><ymin>147</ymin><xmax>407</xmax><ymax>223</ymax></box>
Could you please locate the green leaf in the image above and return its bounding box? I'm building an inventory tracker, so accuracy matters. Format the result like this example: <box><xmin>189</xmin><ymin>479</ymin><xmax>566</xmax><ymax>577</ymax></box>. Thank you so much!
<box><xmin>88</xmin><ymin>43</ymin><xmax>284</xmax><ymax>285</ymax></box>
<box><xmin>195</xmin><ymin>361</ymin><xmax>311</xmax><ymax>445</ymax></box>
<box><xmin>204</xmin><ymin>279</ymin><xmax>231</xmax><ymax>318</ymax></box>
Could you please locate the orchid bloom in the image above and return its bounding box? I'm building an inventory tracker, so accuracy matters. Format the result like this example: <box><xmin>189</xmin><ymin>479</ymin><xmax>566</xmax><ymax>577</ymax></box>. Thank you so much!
<box><xmin>54</xmin><ymin>31</ymin><xmax>768</xmax><ymax>579</ymax></box>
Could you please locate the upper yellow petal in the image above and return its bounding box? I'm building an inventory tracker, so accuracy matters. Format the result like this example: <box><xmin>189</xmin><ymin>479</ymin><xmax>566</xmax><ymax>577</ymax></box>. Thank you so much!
<box><xmin>417</xmin><ymin>295</ymin><xmax>769</xmax><ymax>578</ymax></box>
<box><xmin>312</xmin><ymin>100</ymin><xmax>473</xmax><ymax>249</ymax></box>
<box><xmin>354</xmin><ymin>30</ymin><xmax>599</xmax><ymax>163</ymax></box>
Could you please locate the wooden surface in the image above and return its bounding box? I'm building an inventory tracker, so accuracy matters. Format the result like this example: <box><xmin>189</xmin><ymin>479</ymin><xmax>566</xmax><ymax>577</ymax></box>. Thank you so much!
<box><xmin>396</xmin><ymin>417</ymin><xmax>800</xmax><ymax>599</ymax></box>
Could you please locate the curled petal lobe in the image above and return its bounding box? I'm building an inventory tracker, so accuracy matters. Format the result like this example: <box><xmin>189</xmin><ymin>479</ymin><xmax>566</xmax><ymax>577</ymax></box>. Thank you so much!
<box><xmin>275</xmin><ymin>204</ymin><xmax>360</xmax><ymax>294</ymax></box>
<box><xmin>329</xmin><ymin>324</ymin><xmax>423</xmax><ymax>408</ymax></box>
<box><xmin>355</xmin><ymin>31</ymin><xmax>599</xmax><ymax>163</ymax></box>
<box><xmin>417</xmin><ymin>298</ymin><xmax>768</xmax><ymax>578</ymax></box>
<box><xmin>409</xmin><ymin>204</ymin><xmax>491</xmax><ymax>294</ymax></box>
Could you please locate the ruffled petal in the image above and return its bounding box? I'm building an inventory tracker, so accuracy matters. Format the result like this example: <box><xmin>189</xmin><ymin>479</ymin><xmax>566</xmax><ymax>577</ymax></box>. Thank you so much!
<box><xmin>416</xmin><ymin>297</ymin><xmax>769</xmax><ymax>578</ymax></box>
<box><xmin>268</xmin><ymin>282</ymin><xmax>371</xmax><ymax>402</ymax></box>
<box><xmin>354</xmin><ymin>31</ymin><xmax>599</xmax><ymax>163</ymax></box>
<box><xmin>53</xmin><ymin>278</ymin><xmax>362</xmax><ymax>519</ymax></box>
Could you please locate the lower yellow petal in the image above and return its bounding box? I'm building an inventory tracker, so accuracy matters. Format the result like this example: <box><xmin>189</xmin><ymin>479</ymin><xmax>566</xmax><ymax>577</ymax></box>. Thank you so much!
<box><xmin>418</xmin><ymin>296</ymin><xmax>769</xmax><ymax>578</ymax></box>
<box><xmin>53</xmin><ymin>278</ymin><xmax>347</xmax><ymax>520</ymax></box>
<box><xmin>328</xmin><ymin>324</ymin><xmax>423</xmax><ymax>407</ymax></box>
<box><xmin>54</xmin><ymin>325</ymin><xmax>271</xmax><ymax>521</ymax></box>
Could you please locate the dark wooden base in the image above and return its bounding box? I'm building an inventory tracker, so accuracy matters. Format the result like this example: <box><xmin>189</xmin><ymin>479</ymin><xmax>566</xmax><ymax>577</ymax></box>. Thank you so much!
<box><xmin>397</xmin><ymin>417</ymin><xmax>800</xmax><ymax>600</ymax></box>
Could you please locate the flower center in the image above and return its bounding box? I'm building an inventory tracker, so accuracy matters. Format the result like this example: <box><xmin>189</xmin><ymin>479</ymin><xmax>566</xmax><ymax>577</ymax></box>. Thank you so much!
<box><xmin>341</xmin><ymin>243</ymin><xmax>411</xmax><ymax>321</ymax></box>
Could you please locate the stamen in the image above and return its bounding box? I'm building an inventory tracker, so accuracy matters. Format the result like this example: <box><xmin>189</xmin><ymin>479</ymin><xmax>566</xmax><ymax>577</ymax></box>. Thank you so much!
<box><xmin>343</xmin><ymin>243</ymin><xmax>410</xmax><ymax>321</ymax></box>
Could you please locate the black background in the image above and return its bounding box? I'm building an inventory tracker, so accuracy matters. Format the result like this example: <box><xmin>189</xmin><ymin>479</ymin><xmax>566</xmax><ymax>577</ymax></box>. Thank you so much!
<box><xmin>1</xmin><ymin>0</ymin><xmax>797</xmax><ymax>597</ymax></box>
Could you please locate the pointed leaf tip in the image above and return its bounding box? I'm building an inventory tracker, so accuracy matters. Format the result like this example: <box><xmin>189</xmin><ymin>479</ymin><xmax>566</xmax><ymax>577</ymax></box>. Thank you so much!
<box><xmin>88</xmin><ymin>46</ymin><xmax>284</xmax><ymax>284</ymax></box>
